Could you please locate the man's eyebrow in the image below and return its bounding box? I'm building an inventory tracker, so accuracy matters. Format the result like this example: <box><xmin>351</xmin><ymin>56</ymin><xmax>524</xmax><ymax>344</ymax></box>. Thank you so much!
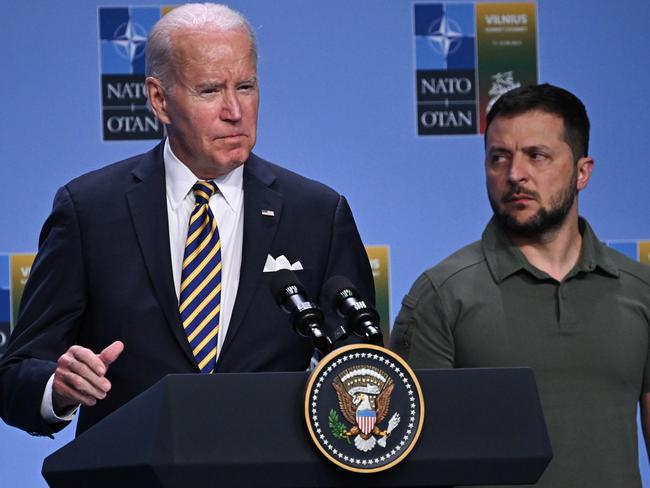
<box><xmin>486</xmin><ymin>145</ymin><xmax>512</xmax><ymax>154</ymax></box>
<box><xmin>195</xmin><ymin>80</ymin><xmax>225</xmax><ymax>90</ymax></box>
<box><xmin>522</xmin><ymin>144</ymin><xmax>552</xmax><ymax>152</ymax></box>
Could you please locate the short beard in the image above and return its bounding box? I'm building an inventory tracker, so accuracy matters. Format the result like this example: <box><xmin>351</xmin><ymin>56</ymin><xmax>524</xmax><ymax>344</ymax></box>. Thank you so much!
<box><xmin>489</xmin><ymin>170</ymin><xmax>577</xmax><ymax>238</ymax></box>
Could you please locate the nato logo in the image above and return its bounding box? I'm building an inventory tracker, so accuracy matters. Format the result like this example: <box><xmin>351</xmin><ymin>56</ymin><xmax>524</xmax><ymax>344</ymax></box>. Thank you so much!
<box><xmin>0</xmin><ymin>256</ymin><xmax>10</xmax><ymax>355</ymax></box>
<box><xmin>414</xmin><ymin>4</ymin><xmax>477</xmax><ymax>135</ymax></box>
<box><xmin>98</xmin><ymin>7</ymin><xmax>165</xmax><ymax>141</ymax></box>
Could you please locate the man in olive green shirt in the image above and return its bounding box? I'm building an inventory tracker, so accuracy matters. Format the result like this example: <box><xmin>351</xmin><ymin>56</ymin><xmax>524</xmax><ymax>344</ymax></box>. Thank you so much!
<box><xmin>390</xmin><ymin>84</ymin><xmax>650</xmax><ymax>487</ymax></box>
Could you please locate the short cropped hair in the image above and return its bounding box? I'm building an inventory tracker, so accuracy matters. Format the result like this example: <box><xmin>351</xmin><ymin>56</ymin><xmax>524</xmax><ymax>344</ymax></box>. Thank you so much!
<box><xmin>146</xmin><ymin>3</ymin><xmax>256</xmax><ymax>89</ymax></box>
<box><xmin>485</xmin><ymin>83</ymin><xmax>590</xmax><ymax>161</ymax></box>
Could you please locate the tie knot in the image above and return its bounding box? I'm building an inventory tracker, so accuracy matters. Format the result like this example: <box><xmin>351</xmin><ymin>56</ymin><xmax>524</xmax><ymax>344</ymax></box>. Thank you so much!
<box><xmin>192</xmin><ymin>181</ymin><xmax>217</xmax><ymax>205</ymax></box>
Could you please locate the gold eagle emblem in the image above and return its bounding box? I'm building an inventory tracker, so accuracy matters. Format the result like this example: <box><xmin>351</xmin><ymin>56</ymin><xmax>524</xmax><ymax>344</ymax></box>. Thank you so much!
<box><xmin>331</xmin><ymin>366</ymin><xmax>400</xmax><ymax>452</ymax></box>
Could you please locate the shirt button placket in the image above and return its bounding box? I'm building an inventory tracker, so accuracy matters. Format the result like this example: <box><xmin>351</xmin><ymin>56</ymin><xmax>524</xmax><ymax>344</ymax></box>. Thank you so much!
<box><xmin>556</xmin><ymin>284</ymin><xmax>564</xmax><ymax>324</ymax></box>
<box><xmin>558</xmin><ymin>282</ymin><xmax>577</xmax><ymax>332</ymax></box>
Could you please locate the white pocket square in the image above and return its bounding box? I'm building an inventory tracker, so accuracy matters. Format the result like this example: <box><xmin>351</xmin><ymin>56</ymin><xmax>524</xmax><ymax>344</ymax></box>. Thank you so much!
<box><xmin>263</xmin><ymin>254</ymin><xmax>304</xmax><ymax>272</ymax></box>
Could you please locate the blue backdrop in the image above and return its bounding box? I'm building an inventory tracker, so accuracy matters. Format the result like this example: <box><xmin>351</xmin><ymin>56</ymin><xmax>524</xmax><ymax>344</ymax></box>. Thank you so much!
<box><xmin>1</xmin><ymin>1</ymin><xmax>649</xmax><ymax>486</ymax></box>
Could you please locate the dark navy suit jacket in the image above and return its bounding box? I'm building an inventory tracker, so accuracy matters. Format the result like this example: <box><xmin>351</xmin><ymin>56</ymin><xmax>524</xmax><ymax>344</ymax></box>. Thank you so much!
<box><xmin>0</xmin><ymin>143</ymin><xmax>374</xmax><ymax>436</ymax></box>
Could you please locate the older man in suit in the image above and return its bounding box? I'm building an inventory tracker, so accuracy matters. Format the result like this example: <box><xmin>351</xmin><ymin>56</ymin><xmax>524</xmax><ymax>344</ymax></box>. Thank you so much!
<box><xmin>0</xmin><ymin>3</ymin><xmax>373</xmax><ymax>437</ymax></box>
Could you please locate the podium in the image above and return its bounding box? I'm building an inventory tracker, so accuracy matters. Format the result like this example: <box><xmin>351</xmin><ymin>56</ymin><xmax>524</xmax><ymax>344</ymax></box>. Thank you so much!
<box><xmin>42</xmin><ymin>368</ymin><xmax>551</xmax><ymax>487</ymax></box>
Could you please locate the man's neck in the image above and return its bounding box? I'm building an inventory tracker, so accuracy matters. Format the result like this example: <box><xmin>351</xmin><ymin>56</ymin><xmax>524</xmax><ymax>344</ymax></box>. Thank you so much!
<box><xmin>508</xmin><ymin>213</ymin><xmax>582</xmax><ymax>282</ymax></box>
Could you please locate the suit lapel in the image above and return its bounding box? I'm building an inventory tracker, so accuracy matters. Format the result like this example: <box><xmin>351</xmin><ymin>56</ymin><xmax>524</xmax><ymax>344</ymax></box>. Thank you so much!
<box><xmin>218</xmin><ymin>155</ymin><xmax>282</xmax><ymax>360</ymax></box>
<box><xmin>125</xmin><ymin>144</ymin><xmax>198</xmax><ymax>370</ymax></box>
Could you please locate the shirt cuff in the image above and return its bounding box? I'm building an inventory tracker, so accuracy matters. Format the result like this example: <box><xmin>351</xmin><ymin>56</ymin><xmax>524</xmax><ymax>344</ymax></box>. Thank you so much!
<box><xmin>40</xmin><ymin>374</ymin><xmax>79</xmax><ymax>423</ymax></box>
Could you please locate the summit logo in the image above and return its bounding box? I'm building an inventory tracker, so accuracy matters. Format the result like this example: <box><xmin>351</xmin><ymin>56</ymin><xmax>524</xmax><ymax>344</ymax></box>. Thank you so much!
<box><xmin>413</xmin><ymin>2</ymin><xmax>538</xmax><ymax>136</ymax></box>
<box><xmin>98</xmin><ymin>7</ymin><xmax>173</xmax><ymax>141</ymax></box>
<box><xmin>485</xmin><ymin>14</ymin><xmax>528</xmax><ymax>25</ymax></box>
<box><xmin>414</xmin><ymin>4</ymin><xmax>477</xmax><ymax>135</ymax></box>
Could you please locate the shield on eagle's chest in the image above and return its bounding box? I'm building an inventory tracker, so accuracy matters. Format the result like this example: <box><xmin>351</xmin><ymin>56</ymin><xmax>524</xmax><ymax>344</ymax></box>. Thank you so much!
<box><xmin>356</xmin><ymin>409</ymin><xmax>376</xmax><ymax>435</ymax></box>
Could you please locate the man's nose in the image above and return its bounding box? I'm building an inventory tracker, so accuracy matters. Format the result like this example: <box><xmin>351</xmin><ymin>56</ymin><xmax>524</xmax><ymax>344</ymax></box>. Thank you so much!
<box><xmin>221</xmin><ymin>90</ymin><xmax>242</xmax><ymax>121</ymax></box>
<box><xmin>507</xmin><ymin>154</ymin><xmax>529</xmax><ymax>184</ymax></box>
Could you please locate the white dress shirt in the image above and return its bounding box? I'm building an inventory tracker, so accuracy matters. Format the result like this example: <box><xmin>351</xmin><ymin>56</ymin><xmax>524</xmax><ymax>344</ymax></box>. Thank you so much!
<box><xmin>41</xmin><ymin>139</ymin><xmax>245</xmax><ymax>422</ymax></box>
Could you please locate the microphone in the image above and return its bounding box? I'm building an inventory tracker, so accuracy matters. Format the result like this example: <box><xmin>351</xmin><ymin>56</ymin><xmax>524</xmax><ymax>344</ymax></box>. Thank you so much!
<box><xmin>270</xmin><ymin>269</ymin><xmax>332</xmax><ymax>355</ymax></box>
<box><xmin>322</xmin><ymin>276</ymin><xmax>383</xmax><ymax>345</ymax></box>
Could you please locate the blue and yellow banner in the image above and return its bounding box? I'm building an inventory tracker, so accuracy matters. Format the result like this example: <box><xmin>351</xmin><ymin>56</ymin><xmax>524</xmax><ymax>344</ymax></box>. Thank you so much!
<box><xmin>366</xmin><ymin>245</ymin><xmax>391</xmax><ymax>345</ymax></box>
<box><xmin>606</xmin><ymin>240</ymin><xmax>650</xmax><ymax>266</ymax></box>
<box><xmin>0</xmin><ymin>253</ymin><xmax>36</xmax><ymax>355</ymax></box>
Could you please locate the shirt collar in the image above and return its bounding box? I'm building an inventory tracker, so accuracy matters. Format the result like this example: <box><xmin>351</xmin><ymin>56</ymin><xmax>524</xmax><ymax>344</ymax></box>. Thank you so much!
<box><xmin>482</xmin><ymin>217</ymin><xmax>531</xmax><ymax>283</ymax></box>
<box><xmin>573</xmin><ymin>218</ymin><xmax>619</xmax><ymax>278</ymax></box>
<box><xmin>164</xmin><ymin>138</ymin><xmax>244</xmax><ymax>211</ymax></box>
<box><xmin>482</xmin><ymin>216</ymin><xmax>619</xmax><ymax>283</ymax></box>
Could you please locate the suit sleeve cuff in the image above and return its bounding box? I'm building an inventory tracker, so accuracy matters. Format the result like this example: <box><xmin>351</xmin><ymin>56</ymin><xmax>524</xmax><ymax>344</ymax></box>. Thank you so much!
<box><xmin>40</xmin><ymin>374</ymin><xmax>79</xmax><ymax>423</ymax></box>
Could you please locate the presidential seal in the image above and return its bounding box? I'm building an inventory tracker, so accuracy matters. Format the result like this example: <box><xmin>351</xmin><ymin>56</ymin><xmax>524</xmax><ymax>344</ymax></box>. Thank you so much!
<box><xmin>305</xmin><ymin>344</ymin><xmax>424</xmax><ymax>473</ymax></box>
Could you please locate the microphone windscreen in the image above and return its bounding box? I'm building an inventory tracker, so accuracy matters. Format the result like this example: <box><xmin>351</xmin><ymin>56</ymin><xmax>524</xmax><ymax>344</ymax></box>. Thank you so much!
<box><xmin>270</xmin><ymin>268</ymin><xmax>305</xmax><ymax>305</ymax></box>
<box><xmin>321</xmin><ymin>275</ymin><xmax>358</xmax><ymax>309</ymax></box>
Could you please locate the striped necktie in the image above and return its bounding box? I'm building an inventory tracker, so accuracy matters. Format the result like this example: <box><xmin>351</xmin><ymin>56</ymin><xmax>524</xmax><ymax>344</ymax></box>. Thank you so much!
<box><xmin>179</xmin><ymin>181</ymin><xmax>222</xmax><ymax>374</ymax></box>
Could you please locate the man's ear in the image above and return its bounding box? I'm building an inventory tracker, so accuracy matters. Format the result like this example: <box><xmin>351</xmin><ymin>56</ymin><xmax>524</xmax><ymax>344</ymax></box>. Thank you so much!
<box><xmin>145</xmin><ymin>76</ymin><xmax>171</xmax><ymax>125</ymax></box>
<box><xmin>576</xmin><ymin>156</ymin><xmax>594</xmax><ymax>192</ymax></box>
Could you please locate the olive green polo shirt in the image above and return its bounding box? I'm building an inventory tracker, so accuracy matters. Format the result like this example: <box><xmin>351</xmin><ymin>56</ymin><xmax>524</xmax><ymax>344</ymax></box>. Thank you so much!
<box><xmin>390</xmin><ymin>217</ymin><xmax>650</xmax><ymax>488</ymax></box>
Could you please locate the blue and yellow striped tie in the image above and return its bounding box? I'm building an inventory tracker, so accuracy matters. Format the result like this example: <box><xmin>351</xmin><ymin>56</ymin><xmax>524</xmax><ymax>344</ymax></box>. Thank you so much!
<box><xmin>179</xmin><ymin>181</ymin><xmax>221</xmax><ymax>374</ymax></box>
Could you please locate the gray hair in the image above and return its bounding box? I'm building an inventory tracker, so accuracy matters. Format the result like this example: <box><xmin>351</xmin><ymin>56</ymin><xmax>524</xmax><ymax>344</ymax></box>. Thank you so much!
<box><xmin>146</xmin><ymin>3</ymin><xmax>257</xmax><ymax>89</ymax></box>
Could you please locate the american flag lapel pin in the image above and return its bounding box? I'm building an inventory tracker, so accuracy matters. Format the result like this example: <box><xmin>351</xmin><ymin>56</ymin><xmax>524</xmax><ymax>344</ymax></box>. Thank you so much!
<box><xmin>261</xmin><ymin>209</ymin><xmax>275</xmax><ymax>217</ymax></box>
